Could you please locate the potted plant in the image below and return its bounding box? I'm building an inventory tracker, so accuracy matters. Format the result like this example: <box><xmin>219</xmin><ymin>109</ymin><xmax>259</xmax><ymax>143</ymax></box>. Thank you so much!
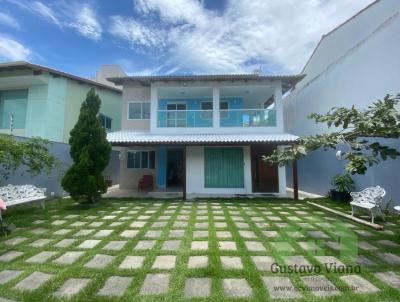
<box><xmin>330</xmin><ymin>173</ymin><xmax>354</xmax><ymax>202</ymax></box>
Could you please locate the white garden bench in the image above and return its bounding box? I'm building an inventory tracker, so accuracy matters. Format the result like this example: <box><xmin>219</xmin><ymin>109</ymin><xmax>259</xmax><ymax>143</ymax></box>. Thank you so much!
<box><xmin>350</xmin><ymin>186</ymin><xmax>385</xmax><ymax>223</ymax></box>
<box><xmin>0</xmin><ymin>185</ymin><xmax>46</xmax><ymax>221</ymax></box>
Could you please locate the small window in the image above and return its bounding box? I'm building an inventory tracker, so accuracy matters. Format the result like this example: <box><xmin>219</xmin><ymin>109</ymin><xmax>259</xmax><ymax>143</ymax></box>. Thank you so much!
<box><xmin>149</xmin><ymin>151</ymin><xmax>155</xmax><ymax>169</ymax></box>
<box><xmin>220</xmin><ymin>101</ymin><xmax>229</xmax><ymax>110</ymax></box>
<box><xmin>127</xmin><ymin>152</ymin><xmax>135</xmax><ymax>168</ymax></box>
<box><xmin>177</xmin><ymin>103</ymin><xmax>186</xmax><ymax>110</ymax></box>
<box><xmin>142</xmin><ymin>103</ymin><xmax>150</xmax><ymax>119</ymax></box>
<box><xmin>220</xmin><ymin>101</ymin><xmax>229</xmax><ymax>119</ymax></box>
<box><xmin>141</xmin><ymin>151</ymin><xmax>149</xmax><ymax>168</ymax></box>
<box><xmin>201</xmin><ymin>101</ymin><xmax>212</xmax><ymax>110</ymax></box>
<box><xmin>128</xmin><ymin>102</ymin><xmax>150</xmax><ymax>119</ymax></box>
<box><xmin>167</xmin><ymin>103</ymin><xmax>186</xmax><ymax>111</ymax></box>
<box><xmin>99</xmin><ymin>114</ymin><xmax>112</xmax><ymax>130</ymax></box>
<box><xmin>106</xmin><ymin>118</ymin><xmax>112</xmax><ymax>129</ymax></box>
<box><xmin>134</xmin><ymin>152</ymin><xmax>141</xmax><ymax>168</ymax></box>
<box><xmin>130</xmin><ymin>103</ymin><xmax>142</xmax><ymax>119</ymax></box>
<box><xmin>167</xmin><ymin>103</ymin><xmax>176</xmax><ymax>110</ymax></box>
<box><xmin>201</xmin><ymin>101</ymin><xmax>213</xmax><ymax>119</ymax></box>
<box><xmin>127</xmin><ymin>151</ymin><xmax>156</xmax><ymax>169</ymax></box>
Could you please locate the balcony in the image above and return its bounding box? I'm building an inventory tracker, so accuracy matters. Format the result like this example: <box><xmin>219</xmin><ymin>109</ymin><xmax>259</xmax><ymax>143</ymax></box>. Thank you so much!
<box><xmin>157</xmin><ymin>110</ymin><xmax>213</xmax><ymax>127</ymax></box>
<box><xmin>155</xmin><ymin>85</ymin><xmax>279</xmax><ymax>129</ymax></box>
<box><xmin>157</xmin><ymin>109</ymin><xmax>276</xmax><ymax>128</ymax></box>
<box><xmin>220</xmin><ymin>109</ymin><xmax>276</xmax><ymax>127</ymax></box>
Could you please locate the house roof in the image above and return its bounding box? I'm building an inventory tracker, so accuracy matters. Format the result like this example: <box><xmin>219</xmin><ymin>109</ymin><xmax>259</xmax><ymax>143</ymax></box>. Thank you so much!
<box><xmin>107</xmin><ymin>74</ymin><xmax>305</xmax><ymax>92</ymax></box>
<box><xmin>107</xmin><ymin>131</ymin><xmax>298</xmax><ymax>145</ymax></box>
<box><xmin>0</xmin><ymin>61</ymin><xmax>122</xmax><ymax>93</ymax></box>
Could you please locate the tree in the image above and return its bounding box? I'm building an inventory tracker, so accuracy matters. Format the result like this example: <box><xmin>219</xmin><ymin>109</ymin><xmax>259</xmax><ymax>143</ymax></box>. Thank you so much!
<box><xmin>264</xmin><ymin>94</ymin><xmax>400</xmax><ymax>174</ymax></box>
<box><xmin>61</xmin><ymin>88</ymin><xmax>111</xmax><ymax>203</ymax></box>
<box><xmin>0</xmin><ymin>134</ymin><xmax>58</xmax><ymax>183</ymax></box>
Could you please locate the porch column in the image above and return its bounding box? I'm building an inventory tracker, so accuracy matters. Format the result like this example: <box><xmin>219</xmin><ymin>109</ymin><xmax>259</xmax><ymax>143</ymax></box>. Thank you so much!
<box><xmin>212</xmin><ymin>86</ymin><xmax>220</xmax><ymax>129</ymax></box>
<box><xmin>157</xmin><ymin>147</ymin><xmax>167</xmax><ymax>189</ymax></box>
<box><xmin>274</xmin><ymin>82</ymin><xmax>284</xmax><ymax>132</ymax></box>
<box><xmin>150</xmin><ymin>84</ymin><xmax>158</xmax><ymax>132</ymax></box>
<box><xmin>293</xmin><ymin>160</ymin><xmax>299</xmax><ymax>200</ymax></box>
<box><xmin>183</xmin><ymin>145</ymin><xmax>187</xmax><ymax>200</ymax></box>
<box><xmin>277</xmin><ymin>145</ymin><xmax>287</xmax><ymax>196</ymax></box>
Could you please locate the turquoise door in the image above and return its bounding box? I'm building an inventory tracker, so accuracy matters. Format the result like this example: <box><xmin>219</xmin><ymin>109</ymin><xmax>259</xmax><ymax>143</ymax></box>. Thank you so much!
<box><xmin>204</xmin><ymin>147</ymin><xmax>244</xmax><ymax>188</ymax></box>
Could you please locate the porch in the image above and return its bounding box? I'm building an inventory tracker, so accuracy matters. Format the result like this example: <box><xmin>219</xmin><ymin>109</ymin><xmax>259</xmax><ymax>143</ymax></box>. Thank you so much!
<box><xmin>107</xmin><ymin>132</ymin><xmax>300</xmax><ymax>200</ymax></box>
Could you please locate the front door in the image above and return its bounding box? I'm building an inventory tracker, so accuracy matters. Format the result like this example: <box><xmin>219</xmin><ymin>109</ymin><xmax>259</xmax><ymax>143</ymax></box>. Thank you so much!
<box><xmin>251</xmin><ymin>145</ymin><xmax>278</xmax><ymax>192</ymax></box>
<box><xmin>167</xmin><ymin>149</ymin><xmax>184</xmax><ymax>188</ymax></box>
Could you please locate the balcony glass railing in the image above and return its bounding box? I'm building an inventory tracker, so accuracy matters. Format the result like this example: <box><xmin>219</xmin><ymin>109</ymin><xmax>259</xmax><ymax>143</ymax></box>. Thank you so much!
<box><xmin>219</xmin><ymin>109</ymin><xmax>276</xmax><ymax>127</ymax></box>
<box><xmin>157</xmin><ymin>110</ymin><xmax>213</xmax><ymax>127</ymax></box>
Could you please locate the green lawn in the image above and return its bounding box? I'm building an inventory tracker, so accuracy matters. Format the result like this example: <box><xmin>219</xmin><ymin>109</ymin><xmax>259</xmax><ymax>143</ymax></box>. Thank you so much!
<box><xmin>0</xmin><ymin>198</ymin><xmax>399</xmax><ymax>302</ymax></box>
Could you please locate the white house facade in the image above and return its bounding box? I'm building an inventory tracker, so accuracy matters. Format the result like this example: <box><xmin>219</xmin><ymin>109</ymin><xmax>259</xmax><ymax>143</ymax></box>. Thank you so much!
<box><xmin>107</xmin><ymin>74</ymin><xmax>303</xmax><ymax>199</ymax></box>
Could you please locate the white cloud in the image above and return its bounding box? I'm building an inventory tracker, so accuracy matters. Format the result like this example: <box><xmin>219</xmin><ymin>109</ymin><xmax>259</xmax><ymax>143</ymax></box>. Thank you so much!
<box><xmin>134</xmin><ymin>0</ymin><xmax>210</xmax><ymax>27</ymax></box>
<box><xmin>0</xmin><ymin>34</ymin><xmax>31</xmax><ymax>61</ymax></box>
<box><xmin>112</xmin><ymin>0</ymin><xmax>373</xmax><ymax>74</ymax></box>
<box><xmin>6</xmin><ymin>0</ymin><xmax>102</xmax><ymax>41</ymax></box>
<box><xmin>109</xmin><ymin>16</ymin><xmax>164</xmax><ymax>48</ymax></box>
<box><xmin>0</xmin><ymin>12</ymin><xmax>20</xmax><ymax>29</ymax></box>
<box><xmin>31</xmin><ymin>1</ymin><xmax>62</xmax><ymax>27</ymax></box>
<box><xmin>69</xmin><ymin>4</ymin><xmax>102</xmax><ymax>41</ymax></box>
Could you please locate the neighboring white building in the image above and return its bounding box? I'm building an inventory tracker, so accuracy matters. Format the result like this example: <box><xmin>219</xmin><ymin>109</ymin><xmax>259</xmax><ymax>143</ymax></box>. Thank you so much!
<box><xmin>107</xmin><ymin>74</ymin><xmax>303</xmax><ymax>199</ymax></box>
<box><xmin>284</xmin><ymin>0</ymin><xmax>400</xmax><ymax>202</ymax></box>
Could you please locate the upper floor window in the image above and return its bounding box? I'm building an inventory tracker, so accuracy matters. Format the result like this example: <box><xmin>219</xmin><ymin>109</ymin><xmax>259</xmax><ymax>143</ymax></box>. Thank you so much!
<box><xmin>220</xmin><ymin>101</ymin><xmax>229</xmax><ymax>119</ymax></box>
<box><xmin>127</xmin><ymin>150</ymin><xmax>155</xmax><ymax>169</ymax></box>
<box><xmin>201</xmin><ymin>101</ymin><xmax>212</xmax><ymax>119</ymax></box>
<box><xmin>0</xmin><ymin>90</ymin><xmax>28</xmax><ymax>129</ymax></box>
<box><xmin>167</xmin><ymin>103</ymin><xmax>186</xmax><ymax>111</ymax></box>
<box><xmin>128</xmin><ymin>102</ymin><xmax>150</xmax><ymax>120</ymax></box>
<box><xmin>99</xmin><ymin>114</ymin><xmax>112</xmax><ymax>130</ymax></box>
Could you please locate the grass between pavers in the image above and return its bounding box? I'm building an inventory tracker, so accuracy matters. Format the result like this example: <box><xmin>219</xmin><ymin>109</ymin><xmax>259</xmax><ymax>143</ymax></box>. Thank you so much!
<box><xmin>0</xmin><ymin>197</ymin><xmax>398</xmax><ymax>302</ymax></box>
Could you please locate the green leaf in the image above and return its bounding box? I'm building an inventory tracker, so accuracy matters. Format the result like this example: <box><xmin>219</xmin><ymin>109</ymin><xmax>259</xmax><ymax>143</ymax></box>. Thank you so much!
<box><xmin>263</xmin><ymin>93</ymin><xmax>400</xmax><ymax>176</ymax></box>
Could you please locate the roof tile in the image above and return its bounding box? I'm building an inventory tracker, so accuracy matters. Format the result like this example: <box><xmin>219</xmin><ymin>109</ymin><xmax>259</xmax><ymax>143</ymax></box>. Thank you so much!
<box><xmin>107</xmin><ymin>132</ymin><xmax>298</xmax><ymax>144</ymax></box>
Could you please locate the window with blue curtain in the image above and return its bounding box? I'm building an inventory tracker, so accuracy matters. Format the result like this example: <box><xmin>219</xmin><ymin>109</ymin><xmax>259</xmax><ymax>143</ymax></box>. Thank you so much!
<box><xmin>0</xmin><ymin>90</ymin><xmax>28</xmax><ymax>129</ymax></box>
<box><xmin>204</xmin><ymin>147</ymin><xmax>244</xmax><ymax>188</ymax></box>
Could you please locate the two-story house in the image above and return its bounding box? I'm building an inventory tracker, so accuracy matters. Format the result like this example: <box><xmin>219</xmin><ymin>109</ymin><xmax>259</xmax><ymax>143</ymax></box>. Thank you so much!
<box><xmin>0</xmin><ymin>61</ymin><xmax>123</xmax><ymax>143</ymax></box>
<box><xmin>107</xmin><ymin>73</ymin><xmax>304</xmax><ymax>199</ymax></box>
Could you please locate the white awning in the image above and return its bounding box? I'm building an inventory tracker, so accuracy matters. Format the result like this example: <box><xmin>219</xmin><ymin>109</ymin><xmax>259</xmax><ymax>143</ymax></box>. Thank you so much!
<box><xmin>107</xmin><ymin>131</ymin><xmax>298</xmax><ymax>144</ymax></box>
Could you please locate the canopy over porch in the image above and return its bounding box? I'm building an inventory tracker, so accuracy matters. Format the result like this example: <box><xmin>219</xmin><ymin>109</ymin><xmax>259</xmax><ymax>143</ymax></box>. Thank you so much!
<box><xmin>107</xmin><ymin>132</ymin><xmax>298</xmax><ymax>145</ymax></box>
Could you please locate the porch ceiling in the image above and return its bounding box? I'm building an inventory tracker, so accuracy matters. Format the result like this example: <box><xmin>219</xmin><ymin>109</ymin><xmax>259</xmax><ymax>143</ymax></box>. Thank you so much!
<box><xmin>107</xmin><ymin>131</ymin><xmax>298</xmax><ymax>145</ymax></box>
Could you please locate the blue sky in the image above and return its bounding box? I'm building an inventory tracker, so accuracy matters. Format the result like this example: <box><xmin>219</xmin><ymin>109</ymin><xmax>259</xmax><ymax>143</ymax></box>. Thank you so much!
<box><xmin>0</xmin><ymin>0</ymin><xmax>373</xmax><ymax>78</ymax></box>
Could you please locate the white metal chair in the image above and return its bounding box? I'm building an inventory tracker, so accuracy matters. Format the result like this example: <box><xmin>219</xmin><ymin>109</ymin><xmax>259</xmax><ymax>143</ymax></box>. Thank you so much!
<box><xmin>0</xmin><ymin>185</ymin><xmax>46</xmax><ymax>221</ymax></box>
<box><xmin>350</xmin><ymin>186</ymin><xmax>386</xmax><ymax>223</ymax></box>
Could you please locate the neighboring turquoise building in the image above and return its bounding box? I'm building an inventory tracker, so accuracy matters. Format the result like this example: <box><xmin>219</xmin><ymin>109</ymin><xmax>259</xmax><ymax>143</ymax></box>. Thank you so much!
<box><xmin>0</xmin><ymin>61</ymin><xmax>122</xmax><ymax>143</ymax></box>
